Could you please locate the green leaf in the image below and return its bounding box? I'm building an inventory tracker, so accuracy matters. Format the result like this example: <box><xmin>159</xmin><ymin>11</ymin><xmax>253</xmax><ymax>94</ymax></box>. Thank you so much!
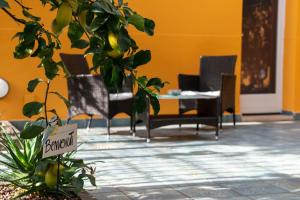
<box><xmin>23</xmin><ymin>102</ymin><xmax>44</xmax><ymax>118</ymax></box>
<box><xmin>146</xmin><ymin>78</ymin><xmax>164</xmax><ymax>92</ymax></box>
<box><xmin>146</xmin><ymin>78</ymin><xmax>162</xmax><ymax>87</ymax></box>
<box><xmin>137</xmin><ymin>76</ymin><xmax>148</xmax><ymax>87</ymax></box>
<box><xmin>120</xmin><ymin>56</ymin><xmax>134</xmax><ymax>70</ymax></box>
<box><xmin>0</xmin><ymin>159</ymin><xmax>18</xmax><ymax>170</ymax></box>
<box><xmin>68</xmin><ymin>22</ymin><xmax>89</xmax><ymax>49</ymax></box>
<box><xmin>2</xmin><ymin>132</ymin><xmax>29</xmax><ymax>172</ymax></box>
<box><xmin>118</xmin><ymin>28</ymin><xmax>132</xmax><ymax>52</ymax></box>
<box><xmin>68</xmin><ymin>21</ymin><xmax>84</xmax><ymax>42</ymax></box>
<box><xmin>85</xmin><ymin>10</ymin><xmax>95</xmax><ymax>26</ymax></box>
<box><xmin>67</xmin><ymin>0</ymin><xmax>78</xmax><ymax>12</ymax></box>
<box><xmin>42</xmin><ymin>58</ymin><xmax>59</xmax><ymax>80</ymax></box>
<box><xmin>50</xmin><ymin>92</ymin><xmax>71</xmax><ymax>108</ymax></box>
<box><xmin>23</xmin><ymin>22</ymin><xmax>41</xmax><ymax>43</ymax></box>
<box><xmin>14</xmin><ymin>41</ymin><xmax>35</xmax><ymax>59</ymax></box>
<box><xmin>22</xmin><ymin>9</ymin><xmax>41</xmax><ymax>21</ymax></box>
<box><xmin>11</xmin><ymin>32</ymin><xmax>23</xmax><ymax>41</ymax></box>
<box><xmin>126</xmin><ymin>10</ymin><xmax>155</xmax><ymax>36</ymax></box>
<box><xmin>132</xmin><ymin>50</ymin><xmax>151</xmax><ymax>69</ymax></box>
<box><xmin>128</xmin><ymin>14</ymin><xmax>145</xmax><ymax>32</ymax></box>
<box><xmin>85</xmin><ymin>174</ymin><xmax>96</xmax><ymax>186</ymax></box>
<box><xmin>71</xmin><ymin>177</ymin><xmax>84</xmax><ymax>193</ymax></box>
<box><xmin>21</xmin><ymin>124</ymin><xmax>44</xmax><ymax>139</ymax></box>
<box><xmin>89</xmin><ymin>15</ymin><xmax>108</xmax><ymax>32</ymax></box>
<box><xmin>38</xmin><ymin>45</ymin><xmax>54</xmax><ymax>59</ymax></box>
<box><xmin>71</xmin><ymin>39</ymin><xmax>89</xmax><ymax>49</ymax></box>
<box><xmin>31</xmin><ymin>37</ymin><xmax>47</xmax><ymax>57</ymax></box>
<box><xmin>0</xmin><ymin>0</ymin><xmax>9</xmax><ymax>8</ymax></box>
<box><xmin>91</xmin><ymin>1</ymin><xmax>119</xmax><ymax>15</ymax></box>
<box><xmin>144</xmin><ymin>18</ymin><xmax>155</xmax><ymax>36</ymax></box>
<box><xmin>85</xmin><ymin>47</ymin><xmax>103</xmax><ymax>56</ymax></box>
<box><xmin>27</xmin><ymin>78</ymin><xmax>43</xmax><ymax>93</ymax></box>
<box><xmin>57</xmin><ymin>61</ymin><xmax>71</xmax><ymax>78</ymax></box>
<box><xmin>149</xmin><ymin>95</ymin><xmax>160</xmax><ymax>116</ymax></box>
<box><xmin>101</xmin><ymin>60</ymin><xmax>114</xmax><ymax>88</ymax></box>
<box><xmin>111</xmin><ymin>65</ymin><xmax>123</xmax><ymax>89</ymax></box>
<box><xmin>133</xmin><ymin>89</ymin><xmax>147</xmax><ymax>113</ymax></box>
<box><xmin>92</xmin><ymin>52</ymin><xmax>105</xmax><ymax>68</ymax></box>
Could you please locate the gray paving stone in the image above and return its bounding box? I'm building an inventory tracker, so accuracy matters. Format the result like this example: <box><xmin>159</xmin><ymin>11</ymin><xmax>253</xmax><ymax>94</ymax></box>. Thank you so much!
<box><xmin>123</xmin><ymin>188</ymin><xmax>190</xmax><ymax>200</ymax></box>
<box><xmin>78</xmin><ymin>122</ymin><xmax>300</xmax><ymax>199</ymax></box>
<box><xmin>88</xmin><ymin>191</ymin><xmax>130</xmax><ymax>200</ymax></box>
<box><xmin>221</xmin><ymin>181</ymin><xmax>288</xmax><ymax>196</ymax></box>
<box><xmin>193</xmin><ymin>197</ymin><xmax>252</xmax><ymax>200</ymax></box>
<box><xmin>264</xmin><ymin>179</ymin><xmax>300</xmax><ymax>193</ymax></box>
<box><xmin>250</xmin><ymin>192</ymin><xmax>300</xmax><ymax>200</ymax></box>
<box><xmin>175</xmin><ymin>183</ymin><xmax>241</xmax><ymax>198</ymax></box>
<box><xmin>87</xmin><ymin>186</ymin><xmax>119</xmax><ymax>193</ymax></box>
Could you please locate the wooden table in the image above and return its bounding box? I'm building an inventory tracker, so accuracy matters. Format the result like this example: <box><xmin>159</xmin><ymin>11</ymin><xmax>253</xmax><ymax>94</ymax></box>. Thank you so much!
<box><xmin>141</xmin><ymin>91</ymin><xmax>220</xmax><ymax>142</ymax></box>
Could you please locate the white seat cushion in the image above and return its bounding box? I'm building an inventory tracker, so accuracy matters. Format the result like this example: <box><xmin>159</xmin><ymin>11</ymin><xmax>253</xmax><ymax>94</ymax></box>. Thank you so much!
<box><xmin>181</xmin><ymin>90</ymin><xmax>220</xmax><ymax>97</ymax></box>
<box><xmin>110</xmin><ymin>92</ymin><xmax>133</xmax><ymax>101</ymax></box>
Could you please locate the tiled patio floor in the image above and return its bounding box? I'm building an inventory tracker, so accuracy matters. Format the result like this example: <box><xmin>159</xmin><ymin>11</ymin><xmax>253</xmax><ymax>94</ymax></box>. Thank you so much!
<box><xmin>77</xmin><ymin>121</ymin><xmax>300</xmax><ymax>200</ymax></box>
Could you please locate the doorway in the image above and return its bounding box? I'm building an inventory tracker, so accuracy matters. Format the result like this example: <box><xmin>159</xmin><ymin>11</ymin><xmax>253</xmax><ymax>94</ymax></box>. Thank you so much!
<box><xmin>240</xmin><ymin>0</ymin><xmax>285</xmax><ymax>114</ymax></box>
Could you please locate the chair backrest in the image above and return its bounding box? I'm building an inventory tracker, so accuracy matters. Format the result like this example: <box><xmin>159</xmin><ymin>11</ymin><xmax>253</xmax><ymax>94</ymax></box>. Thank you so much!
<box><xmin>199</xmin><ymin>55</ymin><xmax>237</xmax><ymax>91</ymax></box>
<box><xmin>61</xmin><ymin>53</ymin><xmax>133</xmax><ymax>93</ymax></box>
<box><xmin>60</xmin><ymin>53</ymin><xmax>90</xmax><ymax>75</ymax></box>
<box><xmin>121</xmin><ymin>75</ymin><xmax>134</xmax><ymax>93</ymax></box>
<box><xmin>110</xmin><ymin>75</ymin><xmax>133</xmax><ymax>93</ymax></box>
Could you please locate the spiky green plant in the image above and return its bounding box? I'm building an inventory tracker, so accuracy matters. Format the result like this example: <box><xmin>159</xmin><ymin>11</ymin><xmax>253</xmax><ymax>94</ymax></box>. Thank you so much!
<box><xmin>0</xmin><ymin>127</ymin><xmax>95</xmax><ymax>199</ymax></box>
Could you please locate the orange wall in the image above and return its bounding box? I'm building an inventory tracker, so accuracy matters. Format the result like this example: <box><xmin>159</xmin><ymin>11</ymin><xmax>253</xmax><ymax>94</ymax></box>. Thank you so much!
<box><xmin>283</xmin><ymin>0</ymin><xmax>300</xmax><ymax>113</ymax></box>
<box><xmin>293</xmin><ymin>0</ymin><xmax>300</xmax><ymax>113</ymax></box>
<box><xmin>0</xmin><ymin>0</ymin><xmax>242</xmax><ymax>120</ymax></box>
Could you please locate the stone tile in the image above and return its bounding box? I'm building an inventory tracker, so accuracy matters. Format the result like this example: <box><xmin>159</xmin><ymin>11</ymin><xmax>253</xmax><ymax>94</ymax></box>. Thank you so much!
<box><xmin>250</xmin><ymin>192</ymin><xmax>300</xmax><ymax>200</ymax></box>
<box><xmin>175</xmin><ymin>183</ymin><xmax>241</xmax><ymax>198</ymax></box>
<box><xmin>87</xmin><ymin>186</ymin><xmax>119</xmax><ymax>193</ymax></box>
<box><xmin>193</xmin><ymin>197</ymin><xmax>252</xmax><ymax>200</ymax></box>
<box><xmin>77</xmin><ymin>122</ymin><xmax>300</xmax><ymax>200</ymax></box>
<box><xmin>123</xmin><ymin>188</ymin><xmax>190</xmax><ymax>200</ymax></box>
<box><xmin>264</xmin><ymin>179</ymin><xmax>300</xmax><ymax>193</ymax></box>
<box><xmin>221</xmin><ymin>181</ymin><xmax>288</xmax><ymax>196</ymax></box>
<box><xmin>89</xmin><ymin>191</ymin><xmax>130</xmax><ymax>200</ymax></box>
<box><xmin>118</xmin><ymin>184</ymin><xmax>172</xmax><ymax>192</ymax></box>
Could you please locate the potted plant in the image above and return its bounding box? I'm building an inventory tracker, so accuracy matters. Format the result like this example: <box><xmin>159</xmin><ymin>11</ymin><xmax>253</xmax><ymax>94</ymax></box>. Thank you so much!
<box><xmin>0</xmin><ymin>0</ymin><xmax>164</xmax><ymax>199</ymax></box>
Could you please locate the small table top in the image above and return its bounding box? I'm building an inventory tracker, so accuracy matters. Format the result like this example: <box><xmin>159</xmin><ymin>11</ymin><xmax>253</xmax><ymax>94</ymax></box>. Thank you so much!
<box><xmin>158</xmin><ymin>91</ymin><xmax>220</xmax><ymax>100</ymax></box>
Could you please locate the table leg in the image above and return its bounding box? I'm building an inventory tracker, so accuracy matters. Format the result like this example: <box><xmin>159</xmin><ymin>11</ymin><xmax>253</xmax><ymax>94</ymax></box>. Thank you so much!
<box><xmin>215</xmin><ymin>98</ymin><xmax>220</xmax><ymax>140</ymax></box>
<box><xmin>147</xmin><ymin>128</ymin><xmax>151</xmax><ymax>143</ymax></box>
<box><xmin>215</xmin><ymin>122</ymin><xmax>219</xmax><ymax>140</ymax></box>
<box><xmin>146</xmin><ymin>99</ymin><xmax>151</xmax><ymax>143</ymax></box>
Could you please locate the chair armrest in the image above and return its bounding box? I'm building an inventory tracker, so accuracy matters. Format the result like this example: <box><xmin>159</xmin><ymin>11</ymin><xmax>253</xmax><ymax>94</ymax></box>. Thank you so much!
<box><xmin>178</xmin><ymin>74</ymin><xmax>200</xmax><ymax>91</ymax></box>
<box><xmin>221</xmin><ymin>74</ymin><xmax>236</xmax><ymax>92</ymax></box>
<box><xmin>71</xmin><ymin>74</ymin><xmax>94</xmax><ymax>78</ymax></box>
<box><xmin>220</xmin><ymin>74</ymin><xmax>236</xmax><ymax>111</ymax></box>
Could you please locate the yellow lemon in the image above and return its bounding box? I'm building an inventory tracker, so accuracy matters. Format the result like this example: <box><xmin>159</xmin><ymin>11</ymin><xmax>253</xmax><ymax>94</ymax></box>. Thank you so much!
<box><xmin>45</xmin><ymin>169</ymin><xmax>57</xmax><ymax>188</ymax></box>
<box><xmin>107</xmin><ymin>48</ymin><xmax>123</xmax><ymax>59</ymax></box>
<box><xmin>55</xmin><ymin>2</ymin><xmax>73</xmax><ymax>33</ymax></box>
<box><xmin>51</xmin><ymin>20</ymin><xmax>61</xmax><ymax>34</ymax></box>
<box><xmin>49</xmin><ymin>163</ymin><xmax>65</xmax><ymax>175</ymax></box>
<box><xmin>108</xmin><ymin>32</ymin><xmax>119</xmax><ymax>49</ymax></box>
<box><xmin>78</xmin><ymin>10</ymin><xmax>88</xmax><ymax>27</ymax></box>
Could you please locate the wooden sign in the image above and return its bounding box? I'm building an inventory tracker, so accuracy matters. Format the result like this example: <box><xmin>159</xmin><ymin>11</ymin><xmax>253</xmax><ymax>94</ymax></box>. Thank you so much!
<box><xmin>43</xmin><ymin>124</ymin><xmax>77</xmax><ymax>158</ymax></box>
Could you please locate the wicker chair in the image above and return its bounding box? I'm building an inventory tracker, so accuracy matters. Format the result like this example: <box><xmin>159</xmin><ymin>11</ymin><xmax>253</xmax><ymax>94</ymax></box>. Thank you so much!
<box><xmin>178</xmin><ymin>55</ymin><xmax>237</xmax><ymax>130</ymax></box>
<box><xmin>60</xmin><ymin>53</ymin><xmax>135</xmax><ymax>138</ymax></box>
